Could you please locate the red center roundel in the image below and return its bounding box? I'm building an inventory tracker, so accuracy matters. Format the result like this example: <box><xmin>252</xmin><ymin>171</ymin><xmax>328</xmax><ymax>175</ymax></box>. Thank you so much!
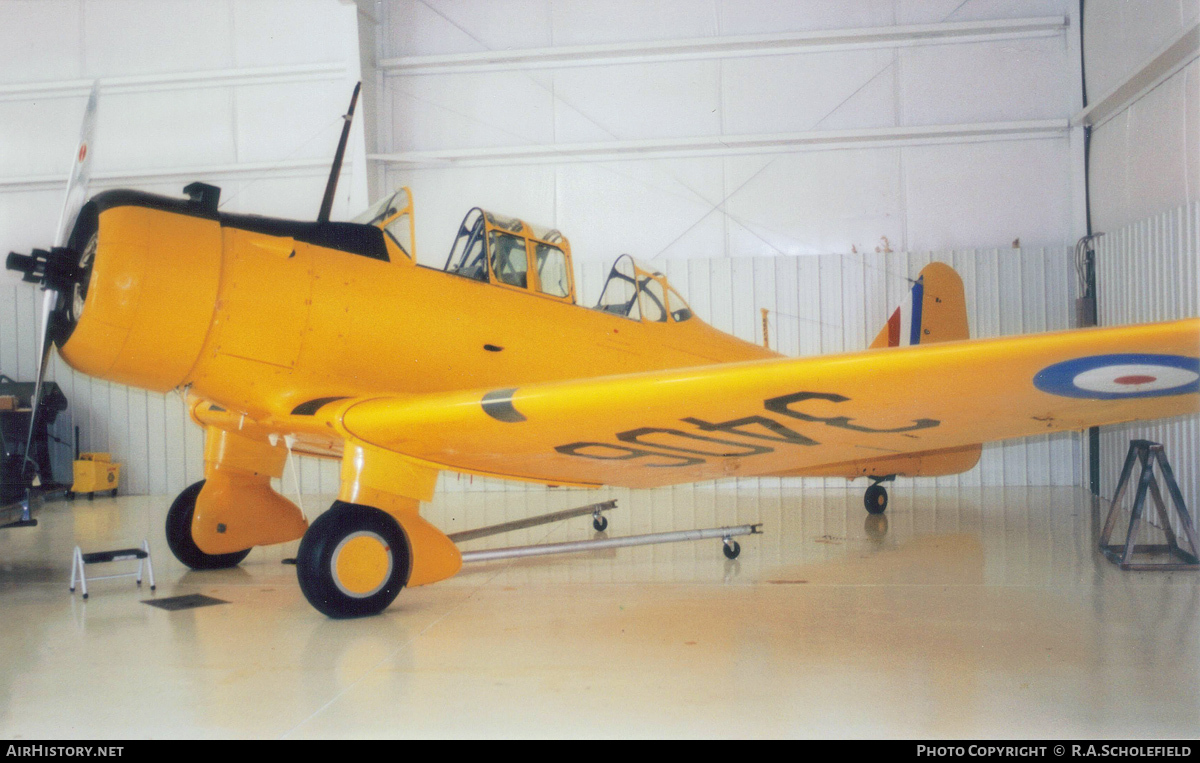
<box><xmin>1075</xmin><ymin>364</ymin><xmax>1192</xmax><ymax>394</ymax></box>
<box><xmin>78</xmin><ymin>143</ymin><xmax>87</xmax><ymax>162</ymax></box>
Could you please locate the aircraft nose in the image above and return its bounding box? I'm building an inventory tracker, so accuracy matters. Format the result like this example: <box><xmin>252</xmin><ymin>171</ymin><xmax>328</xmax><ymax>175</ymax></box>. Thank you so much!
<box><xmin>6</xmin><ymin>246</ymin><xmax>78</xmax><ymax>290</ymax></box>
<box><xmin>7</xmin><ymin>245</ymin><xmax>86</xmax><ymax>338</ymax></box>
<box><xmin>54</xmin><ymin>201</ymin><xmax>222</xmax><ymax>393</ymax></box>
<box><xmin>5</xmin><ymin>250</ymin><xmax>40</xmax><ymax>276</ymax></box>
<box><xmin>7</xmin><ymin>211</ymin><xmax>99</xmax><ymax>348</ymax></box>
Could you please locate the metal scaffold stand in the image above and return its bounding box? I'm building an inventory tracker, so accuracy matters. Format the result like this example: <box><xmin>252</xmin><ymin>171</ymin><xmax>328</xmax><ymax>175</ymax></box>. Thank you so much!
<box><xmin>1099</xmin><ymin>440</ymin><xmax>1199</xmax><ymax>571</ymax></box>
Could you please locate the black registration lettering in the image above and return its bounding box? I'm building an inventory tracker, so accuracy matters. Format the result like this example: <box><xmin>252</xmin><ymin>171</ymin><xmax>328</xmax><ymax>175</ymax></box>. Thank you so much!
<box><xmin>555</xmin><ymin>389</ymin><xmax>939</xmax><ymax>467</ymax></box>
<box><xmin>554</xmin><ymin>442</ymin><xmax>702</xmax><ymax>468</ymax></box>
<box><xmin>681</xmin><ymin>415</ymin><xmax>819</xmax><ymax>447</ymax></box>
<box><xmin>764</xmin><ymin>391</ymin><xmax>938</xmax><ymax>433</ymax></box>
<box><xmin>616</xmin><ymin>427</ymin><xmax>773</xmax><ymax>457</ymax></box>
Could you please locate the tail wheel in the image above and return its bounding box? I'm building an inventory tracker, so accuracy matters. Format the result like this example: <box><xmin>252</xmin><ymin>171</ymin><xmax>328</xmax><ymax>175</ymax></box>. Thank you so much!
<box><xmin>165</xmin><ymin>480</ymin><xmax>252</xmax><ymax>569</ymax></box>
<box><xmin>864</xmin><ymin>483</ymin><xmax>889</xmax><ymax>515</ymax></box>
<box><xmin>297</xmin><ymin>502</ymin><xmax>411</xmax><ymax>619</ymax></box>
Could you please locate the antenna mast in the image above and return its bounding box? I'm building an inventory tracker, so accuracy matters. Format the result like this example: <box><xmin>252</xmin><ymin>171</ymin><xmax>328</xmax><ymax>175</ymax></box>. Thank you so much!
<box><xmin>317</xmin><ymin>81</ymin><xmax>362</xmax><ymax>223</ymax></box>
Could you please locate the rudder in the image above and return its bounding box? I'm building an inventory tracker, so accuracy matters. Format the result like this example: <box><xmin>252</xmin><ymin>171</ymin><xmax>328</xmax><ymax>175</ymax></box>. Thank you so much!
<box><xmin>870</xmin><ymin>262</ymin><xmax>969</xmax><ymax>348</ymax></box>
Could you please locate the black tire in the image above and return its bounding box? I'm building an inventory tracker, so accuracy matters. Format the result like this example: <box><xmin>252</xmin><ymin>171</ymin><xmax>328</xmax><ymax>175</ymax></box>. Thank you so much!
<box><xmin>723</xmin><ymin>540</ymin><xmax>741</xmax><ymax>560</ymax></box>
<box><xmin>165</xmin><ymin>480</ymin><xmax>252</xmax><ymax>570</ymax></box>
<box><xmin>65</xmin><ymin>491</ymin><xmax>74</xmax><ymax>500</ymax></box>
<box><xmin>864</xmin><ymin>483</ymin><xmax>889</xmax><ymax>515</ymax></box>
<box><xmin>592</xmin><ymin>514</ymin><xmax>608</xmax><ymax>532</ymax></box>
<box><xmin>296</xmin><ymin>502</ymin><xmax>411</xmax><ymax>619</ymax></box>
<box><xmin>111</xmin><ymin>487</ymin><xmax>118</xmax><ymax>498</ymax></box>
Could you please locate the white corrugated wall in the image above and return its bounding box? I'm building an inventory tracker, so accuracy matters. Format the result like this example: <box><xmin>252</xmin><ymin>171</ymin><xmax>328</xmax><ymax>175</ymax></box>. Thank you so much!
<box><xmin>1095</xmin><ymin>201</ymin><xmax>1200</xmax><ymax>520</ymax></box>
<box><xmin>2</xmin><ymin>246</ymin><xmax>1081</xmax><ymax>498</ymax></box>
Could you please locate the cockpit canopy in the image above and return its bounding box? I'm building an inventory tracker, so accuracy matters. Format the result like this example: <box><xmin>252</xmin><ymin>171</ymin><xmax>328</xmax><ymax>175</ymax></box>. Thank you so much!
<box><xmin>445</xmin><ymin>208</ymin><xmax>574</xmax><ymax>302</ymax></box>
<box><xmin>355</xmin><ymin>191</ymin><xmax>693</xmax><ymax>323</ymax></box>
<box><xmin>596</xmin><ymin>255</ymin><xmax>693</xmax><ymax>323</ymax></box>
<box><xmin>352</xmin><ymin>187</ymin><xmax>415</xmax><ymax>261</ymax></box>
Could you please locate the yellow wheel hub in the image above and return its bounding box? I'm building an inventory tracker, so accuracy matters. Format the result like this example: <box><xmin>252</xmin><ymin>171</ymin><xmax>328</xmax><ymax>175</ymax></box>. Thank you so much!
<box><xmin>332</xmin><ymin>532</ymin><xmax>393</xmax><ymax>598</ymax></box>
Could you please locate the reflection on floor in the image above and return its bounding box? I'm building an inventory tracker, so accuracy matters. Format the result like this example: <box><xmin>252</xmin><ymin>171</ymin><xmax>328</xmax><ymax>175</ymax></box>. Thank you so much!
<box><xmin>0</xmin><ymin>485</ymin><xmax>1196</xmax><ymax>738</ymax></box>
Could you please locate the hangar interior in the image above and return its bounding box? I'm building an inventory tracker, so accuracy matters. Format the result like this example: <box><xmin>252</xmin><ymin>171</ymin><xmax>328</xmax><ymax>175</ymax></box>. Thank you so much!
<box><xmin>0</xmin><ymin>0</ymin><xmax>1197</xmax><ymax>738</ymax></box>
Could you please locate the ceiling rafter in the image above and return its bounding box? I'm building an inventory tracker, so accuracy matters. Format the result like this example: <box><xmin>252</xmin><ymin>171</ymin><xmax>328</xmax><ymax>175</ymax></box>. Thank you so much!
<box><xmin>380</xmin><ymin>17</ymin><xmax>1067</xmax><ymax>76</ymax></box>
<box><xmin>370</xmin><ymin>120</ymin><xmax>1069</xmax><ymax>168</ymax></box>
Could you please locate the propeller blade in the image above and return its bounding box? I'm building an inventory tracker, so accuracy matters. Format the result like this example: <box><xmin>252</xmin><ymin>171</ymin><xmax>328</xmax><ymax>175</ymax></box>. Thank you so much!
<box><xmin>20</xmin><ymin>80</ymin><xmax>98</xmax><ymax>484</ymax></box>
<box><xmin>22</xmin><ymin>289</ymin><xmax>59</xmax><ymax>483</ymax></box>
<box><xmin>54</xmin><ymin>80</ymin><xmax>99</xmax><ymax>248</ymax></box>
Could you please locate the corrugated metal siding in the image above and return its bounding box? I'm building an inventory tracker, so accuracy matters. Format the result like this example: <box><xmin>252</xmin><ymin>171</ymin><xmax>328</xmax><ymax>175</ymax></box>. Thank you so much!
<box><xmin>1</xmin><ymin>247</ymin><xmax>1081</xmax><ymax>498</ymax></box>
<box><xmin>1095</xmin><ymin>202</ymin><xmax>1200</xmax><ymax>524</ymax></box>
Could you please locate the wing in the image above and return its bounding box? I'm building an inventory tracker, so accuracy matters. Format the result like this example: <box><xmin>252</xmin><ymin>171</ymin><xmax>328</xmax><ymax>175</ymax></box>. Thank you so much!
<box><xmin>307</xmin><ymin>319</ymin><xmax>1199</xmax><ymax>489</ymax></box>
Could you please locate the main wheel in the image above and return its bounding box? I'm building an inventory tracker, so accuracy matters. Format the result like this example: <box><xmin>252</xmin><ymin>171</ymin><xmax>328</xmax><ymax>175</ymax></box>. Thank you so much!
<box><xmin>165</xmin><ymin>480</ymin><xmax>252</xmax><ymax>570</ymax></box>
<box><xmin>864</xmin><ymin>483</ymin><xmax>889</xmax><ymax>515</ymax></box>
<box><xmin>296</xmin><ymin>502</ymin><xmax>411</xmax><ymax>619</ymax></box>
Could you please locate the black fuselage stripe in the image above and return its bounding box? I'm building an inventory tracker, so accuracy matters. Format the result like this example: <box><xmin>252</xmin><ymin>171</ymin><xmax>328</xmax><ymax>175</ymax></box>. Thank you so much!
<box><xmin>481</xmin><ymin>389</ymin><xmax>526</xmax><ymax>423</ymax></box>
<box><xmin>291</xmin><ymin>396</ymin><xmax>350</xmax><ymax>416</ymax></box>
<box><xmin>88</xmin><ymin>190</ymin><xmax>389</xmax><ymax>262</ymax></box>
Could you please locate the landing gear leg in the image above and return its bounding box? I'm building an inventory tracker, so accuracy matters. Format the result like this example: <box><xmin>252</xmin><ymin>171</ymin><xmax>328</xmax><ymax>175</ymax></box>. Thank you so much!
<box><xmin>165</xmin><ymin>480</ymin><xmax>252</xmax><ymax>569</ymax></box>
<box><xmin>864</xmin><ymin>475</ymin><xmax>894</xmax><ymax>515</ymax></box>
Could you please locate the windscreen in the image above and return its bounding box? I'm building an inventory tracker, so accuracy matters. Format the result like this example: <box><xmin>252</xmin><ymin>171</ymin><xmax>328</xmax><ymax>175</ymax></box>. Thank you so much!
<box><xmin>596</xmin><ymin>255</ymin><xmax>641</xmax><ymax>320</ymax></box>
<box><xmin>595</xmin><ymin>255</ymin><xmax>691</xmax><ymax>322</ymax></box>
<box><xmin>445</xmin><ymin>208</ymin><xmax>488</xmax><ymax>280</ymax></box>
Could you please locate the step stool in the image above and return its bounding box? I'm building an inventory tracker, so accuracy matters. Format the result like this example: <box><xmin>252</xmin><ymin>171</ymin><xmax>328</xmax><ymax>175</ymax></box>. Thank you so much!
<box><xmin>69</xmin><ymin>540</ymin><xmax>155</xmax><ymax>599</ymax></box>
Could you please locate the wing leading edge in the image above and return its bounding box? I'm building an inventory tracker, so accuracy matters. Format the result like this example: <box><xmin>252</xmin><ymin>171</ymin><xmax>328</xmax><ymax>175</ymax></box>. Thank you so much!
<box><xmin>323</xmin><ymin>319</ymin><xmax>1199</xmax><ymax>489</ymax></box>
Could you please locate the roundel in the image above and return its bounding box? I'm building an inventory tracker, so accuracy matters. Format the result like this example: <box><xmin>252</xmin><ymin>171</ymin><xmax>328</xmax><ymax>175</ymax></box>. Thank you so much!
<box><xmin>78</xmin><ymin>142</ymin><xmax>87</xmax><ymax>162</ymax></box>
<box><xmin>1033</xmin><ymin>354</ymin><xmax>1199</xmax><ymax>400</ymax></box>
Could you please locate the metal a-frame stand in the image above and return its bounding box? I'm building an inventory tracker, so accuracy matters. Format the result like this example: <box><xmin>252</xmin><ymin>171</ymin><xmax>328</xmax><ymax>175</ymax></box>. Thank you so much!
<box><xmin>1098</xmin><ymin>440</ymin><xmax>1199</xmax><ymax>571</ymax></box>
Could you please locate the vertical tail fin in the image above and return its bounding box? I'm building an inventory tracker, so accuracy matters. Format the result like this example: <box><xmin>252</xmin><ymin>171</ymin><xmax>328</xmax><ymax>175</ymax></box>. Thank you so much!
<box><xmin>858</xmin><ymin>262</ymin><xmax>979</xmax><ymax>478</ymax></box>
<box><xmin>870</xmin><ymin>262</ymin><xmax>969</xmax><ymax>349</ymax></box>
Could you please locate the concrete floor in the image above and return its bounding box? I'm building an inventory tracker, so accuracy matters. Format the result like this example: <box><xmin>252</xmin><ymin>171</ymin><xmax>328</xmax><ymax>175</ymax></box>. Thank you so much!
<box><xmin>0</xmin><ymin>484</ymin><xmax>1196</xmax><ymax>739</ymax></box>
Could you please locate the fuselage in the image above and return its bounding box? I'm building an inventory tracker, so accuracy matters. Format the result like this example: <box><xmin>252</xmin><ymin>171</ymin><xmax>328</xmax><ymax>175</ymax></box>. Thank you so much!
<box><xmin>59</xmin><ymin>190</ymin><xmax>776</xmax><ymax>421</ymax></box>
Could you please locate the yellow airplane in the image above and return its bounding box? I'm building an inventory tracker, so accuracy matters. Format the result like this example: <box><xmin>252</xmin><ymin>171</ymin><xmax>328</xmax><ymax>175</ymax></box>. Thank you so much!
<box><xmin>7</xmin><ymin>85</ymin><xmax>1199</xmax><ymax>617</ymax></box>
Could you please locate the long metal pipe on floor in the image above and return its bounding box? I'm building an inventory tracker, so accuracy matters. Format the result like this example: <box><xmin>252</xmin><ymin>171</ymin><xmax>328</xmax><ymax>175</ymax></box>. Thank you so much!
<box><xmin>448</xmin><ymin>500</ymin><xmax>617</xmax><ymax>543</ymax></box>
<box><xmin>461</xmin><ymin>524</ymin><xmax>761</xmax><ymax>564</ymax></box>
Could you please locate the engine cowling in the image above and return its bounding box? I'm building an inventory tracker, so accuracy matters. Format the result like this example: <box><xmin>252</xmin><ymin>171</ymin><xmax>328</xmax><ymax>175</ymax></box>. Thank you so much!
<box><xmin>57</xmin><ymin>197</ymin><xmax>222</xmax><ymax>393</ymax></box>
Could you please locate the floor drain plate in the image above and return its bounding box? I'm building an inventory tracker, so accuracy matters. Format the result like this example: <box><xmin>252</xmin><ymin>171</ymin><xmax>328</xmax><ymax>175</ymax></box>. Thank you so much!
<box><xmin>141</xmin><ymin>593</ymin><xmax>228</xmax><ymax>611</ymax></box>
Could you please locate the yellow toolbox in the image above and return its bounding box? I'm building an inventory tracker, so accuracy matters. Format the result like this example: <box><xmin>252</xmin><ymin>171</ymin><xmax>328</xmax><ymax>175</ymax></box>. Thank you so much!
<box><xmin>69</xmin><ymin>453</ymin><xmax>121</xmax><ymax>500</ymax></box>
